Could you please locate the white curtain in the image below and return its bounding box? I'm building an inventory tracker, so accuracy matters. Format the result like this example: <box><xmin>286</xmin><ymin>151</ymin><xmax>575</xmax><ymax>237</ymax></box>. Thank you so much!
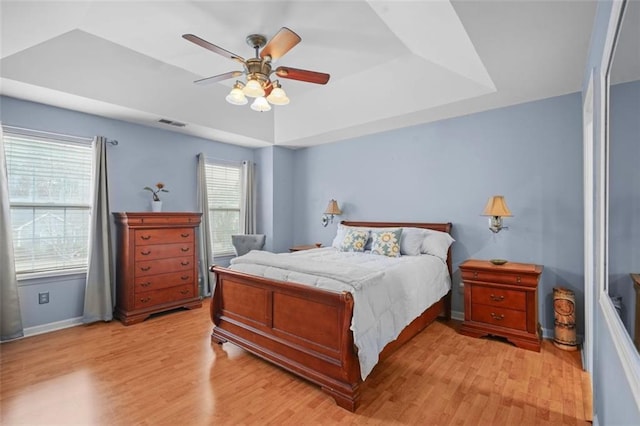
<box><xmin>83</xmin><ymin>137</ymin><xmax>113</xmax><ymax>323</ymax></box>
<box><xmin>241</xmin><ymin>160</ymin><xmax>256</xmax><ymax>234</ymax></box>
<box><xmin>0</xmin><ymin>124</ymin><xmax>24</xmax><ymax>341</ymax></box>
<box><xmin>197</xmin><ymin>153</ymin><xmax>214</xmax><ymax>296</ymax></box>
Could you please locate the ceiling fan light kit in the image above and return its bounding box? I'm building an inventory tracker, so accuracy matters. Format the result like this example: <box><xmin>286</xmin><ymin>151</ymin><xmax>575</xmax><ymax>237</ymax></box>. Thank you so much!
<box><xmin>183</xmin><ymin>27</ymin><xmax>329</xmax><ymax>112</ymax></box>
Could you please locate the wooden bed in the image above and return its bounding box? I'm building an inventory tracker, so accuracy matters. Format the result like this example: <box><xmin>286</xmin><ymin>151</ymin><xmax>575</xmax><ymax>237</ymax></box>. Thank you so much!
<box><xmin>209</xmin><ymin>221</ymin><xmax>453</xmax><ymax>411</ymax></box>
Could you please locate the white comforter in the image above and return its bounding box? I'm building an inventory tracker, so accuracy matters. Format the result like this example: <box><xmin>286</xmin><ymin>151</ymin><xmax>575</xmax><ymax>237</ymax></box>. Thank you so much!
<box><xmin>229</xmin><ymin>247</ymin><xmax>451</xmax><ymax>380</ymax></box>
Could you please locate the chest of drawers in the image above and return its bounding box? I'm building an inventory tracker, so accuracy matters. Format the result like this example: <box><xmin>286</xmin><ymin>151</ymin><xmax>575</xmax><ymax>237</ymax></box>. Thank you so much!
<box><xmin>114</xmin><ymin>212</ymin><xmax>202</xmax><ymax>325</ymax></box>
<box><xmin>459</xmin><ymin>259</ymin><xmax>543</xmax><ymax>352</ymax></box>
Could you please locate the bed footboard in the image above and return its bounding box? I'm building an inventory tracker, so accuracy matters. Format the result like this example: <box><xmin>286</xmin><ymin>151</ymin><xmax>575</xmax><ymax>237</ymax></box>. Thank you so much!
<box><xmin>210</xmin><ymin>265</ymin><xmax>362</xmax><ymax>410</ymax></box>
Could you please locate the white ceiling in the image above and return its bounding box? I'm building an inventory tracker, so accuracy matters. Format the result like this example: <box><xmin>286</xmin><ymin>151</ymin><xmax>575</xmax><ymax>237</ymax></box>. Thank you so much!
<box><xmin>0</xmin><ymin>0</ymin><xmax>598</xmax><ymax>148</ymax></box>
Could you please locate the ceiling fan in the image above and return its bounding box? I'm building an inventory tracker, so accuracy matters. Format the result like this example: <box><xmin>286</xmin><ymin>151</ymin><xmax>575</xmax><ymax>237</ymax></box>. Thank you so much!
<box><xmin>182</xmin><ymin>27</ymin><xmax>330</xmax><ymax>112</ymax></box>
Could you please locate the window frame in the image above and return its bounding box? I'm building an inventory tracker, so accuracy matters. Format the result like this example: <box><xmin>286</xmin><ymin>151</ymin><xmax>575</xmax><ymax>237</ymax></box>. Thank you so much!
<box><xmin>3</xmin><ymin>126</ymin><xmax>94</xmax><ymax>278</ymax></box>
<box><xmin>204</xmin><ymin>160</ymin><xmax>243</xmax><ymax>257</ymax></box>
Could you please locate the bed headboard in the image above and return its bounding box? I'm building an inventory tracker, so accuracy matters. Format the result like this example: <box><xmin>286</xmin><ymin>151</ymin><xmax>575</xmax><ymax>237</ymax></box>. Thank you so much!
<box><xmin>340</xmin><ymin>221</ymin><xmax>454</xmax><ymax>277</ymax></box>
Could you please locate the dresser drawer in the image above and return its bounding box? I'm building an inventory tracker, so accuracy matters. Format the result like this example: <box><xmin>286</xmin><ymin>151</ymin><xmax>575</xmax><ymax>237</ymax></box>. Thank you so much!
<box><xmin>135</xmin><ymin>271</ymin><xmax>194</xmax><ymax>293</ymax></box>
<box><xmin>134</xmin><ymin>242</ymin><xmax>193</xmax><ymax>261</ymax></box>
<box><xmin>462</xmin><ymin>269</ymin><xmax>539</xmax><ymax>287</ymax></box>
<box><xmin>471</xmin><ymin>304</ymin><xmax>527</xmax><ymax>331</ymax></box>
<box><xmin>133</xmin><ymin>284</ymin><xmax>195</xmax><ymax>310</ymax></box>
<box><xmin>135</xmin><ymin>228</ymin><xmax>195</xmax><ymax>246</ymax></box>
<box><xmin>135</xmin><ymin>256</ymin><xmax>194</xmax><ymax>277</ymax></box>
<box><xmin>471</xmin><ymin>285</ymin><xmax>526</xmax><ymax>311</ymax></box>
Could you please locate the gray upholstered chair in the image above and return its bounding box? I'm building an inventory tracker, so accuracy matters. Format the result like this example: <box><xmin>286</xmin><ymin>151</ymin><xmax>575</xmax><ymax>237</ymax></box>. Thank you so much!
<box><xmin>231</xmin><ymin>234</ymin><xmax>266</xmax><ymax>257</ymax></box>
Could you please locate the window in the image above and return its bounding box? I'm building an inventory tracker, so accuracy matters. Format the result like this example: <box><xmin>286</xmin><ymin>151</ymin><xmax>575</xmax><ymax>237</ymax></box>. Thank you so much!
<box><xmin>3</xmin><ymin>129</ymin><xmax>93</xmax><ymax>275</ymax></box>
<box><xmin>205</xmin><ymin>162</ymin><xmax>242</xmax><ymax>256</ymax></box>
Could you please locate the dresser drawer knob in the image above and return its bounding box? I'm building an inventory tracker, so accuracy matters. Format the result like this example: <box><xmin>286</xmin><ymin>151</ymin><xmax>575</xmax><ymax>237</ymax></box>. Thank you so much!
<box><xmin>140</xmin><ymin>297</ymin><xmax>151</xmax><ymax>303</ymax></box>
<box><xmin>181</xmin><ymin>275</ymin><xmax>189</xmax><ymax>280</ymax></box>
<box><xmin>490</xmin><ymin>312</ymin><xmax>505</xmax><ymax>321</ymax></box>
<box><xmin>181</xmin><ymin>261</ymin><xmax>190</xmax><ymax>266</ymax></box>
<box><xmin>473</xmin><ymin>272</ymin><xmax>479</xmax><ymax>278</ymax></box>
<box><xmin>490</xmin><ymin>294</ymin><xmax>505</xmax><ymax>302</ymax></box>
<box><xmin>180</xmin><ymin>289</ymin><xmax>190</xmax><ymax>295</ymax></box>
<box><xmin>140</xmin><ymin>266</ymin><xmax>151</xmax><ymax>272</ymax></box>
<box><xmin>140</xmin><ymin>250</ymin><xmax>151</xmax><ymax>256</ymax></box>
<box><xmin>140</xmin><ymin>282</ymin><xmax>151</xmax><ymax>287</ymax></box>
<box><xmin>181</xmin><ymin>233</ymin><xmax>190</xmax><ymax>238</ymax></box>
<box><xmin>140</xmin><ymin>235</ymin><xmax>151</xmax><ymax>240</ymax></box>
<box><xmin>516</xmin><ymin>276</ymin><xmax>522</xmax><ymax>283</ymax></box>
<box><xmin>181</xmin><ymin>247</ymin><xmax>190</xmax><ymax>252</ymax></box>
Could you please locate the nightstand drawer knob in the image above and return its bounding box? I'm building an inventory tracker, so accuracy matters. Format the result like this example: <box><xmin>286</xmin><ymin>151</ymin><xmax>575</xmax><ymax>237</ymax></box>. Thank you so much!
<box><xmin>473</xmin><ymin>272</ymin><xmax>479</xmax><ymax>278</ymax></box>
<box><xmin>490</xmin><ymin>312</ymin><xmax>505</xmax><ymax>321</ymax></box>
<box><xmin>140</xmin><ymin>266</ymin><xmax>151</xmax><ymax>272</ymax></box>
<box><xmin>516</xmin><ymin>276</ymin><xmax>521</xmax><ymax>283</ymax></box>
<box><xmin>490</xmin><ymin>294</ymin><xmax>505</xmax><ymax>302</ymax></box>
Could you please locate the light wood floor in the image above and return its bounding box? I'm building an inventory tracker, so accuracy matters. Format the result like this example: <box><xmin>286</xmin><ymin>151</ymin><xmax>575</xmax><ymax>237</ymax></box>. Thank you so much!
<box><xmin>1</xmin><ymin>299</ymin><xmax>591</xmax><ymax>425</ymax></box>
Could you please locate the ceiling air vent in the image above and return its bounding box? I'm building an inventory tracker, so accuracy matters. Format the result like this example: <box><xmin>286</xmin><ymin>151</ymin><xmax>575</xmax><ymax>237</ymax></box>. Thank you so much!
<box><xmin>158</xmin><ymin>118</ymin><xmax>186</xmax><ymax>128</ymax></box>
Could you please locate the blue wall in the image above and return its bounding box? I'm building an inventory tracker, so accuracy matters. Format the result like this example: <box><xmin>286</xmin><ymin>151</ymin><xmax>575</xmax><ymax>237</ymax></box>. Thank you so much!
<box><xmin>1</xmin><ymin>95</ymin><xmax>254</xmax><ymax>329</ymax></box>
<box><xmin>292</xmin><ymin>93</ymin><xmax>584</xmax><ymax>332</ymax></box>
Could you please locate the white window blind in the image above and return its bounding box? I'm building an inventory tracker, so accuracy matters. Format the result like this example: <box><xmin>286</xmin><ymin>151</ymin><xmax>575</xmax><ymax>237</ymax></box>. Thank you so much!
<box><xmin>3</xmin><ymin>131</ymin><xmax>93</xmax><ymax>275</ymax></box>
<box><xmin>205</xmin><ymin>162</ymin><xmax>242</xmax><ymax>256</ymax></box>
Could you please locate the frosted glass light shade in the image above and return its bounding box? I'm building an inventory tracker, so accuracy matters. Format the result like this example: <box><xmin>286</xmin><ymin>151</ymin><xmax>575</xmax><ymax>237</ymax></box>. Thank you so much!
<box><xmin>243</xmin><ymin>78</ymin><xmax>265</xmax><ymax>97</ymax></box>
<box><xmin>266</xmin><ymin>86</ymin><xmax>290</xmax><ymax>106</ymax></box>
<box><xmin>225</xmin><ymin>87</ymin><xmax>247</xmax><ymax>105</ymax></box>
<box><xmin>250</xmin><ymin>96</ymin><xmax>271</xmax><ymax>112</ymax></box>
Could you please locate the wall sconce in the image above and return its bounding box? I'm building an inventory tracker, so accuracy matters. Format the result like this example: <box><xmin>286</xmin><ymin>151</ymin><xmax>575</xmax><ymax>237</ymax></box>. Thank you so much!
<box><xmin>321</xmin><ymin>199</ymin><xmax>342</xmax><ymax>227</ymax></box>
<box><xmin>482</xmin><ymin>195</ymin><xmax>512</xmax><ymax>233</ymax></box>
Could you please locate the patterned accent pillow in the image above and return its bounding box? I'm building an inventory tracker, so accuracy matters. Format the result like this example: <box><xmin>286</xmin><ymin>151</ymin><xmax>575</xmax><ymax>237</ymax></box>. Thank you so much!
<box><xmin>370</xmin><ymin>228</ymin><xmax>402</xmax><ymax>257</ymax></box>
<box><xmin>340</xmin><ymin>229</ymin><xmax>369</xmax><ymax>252</ymax></box>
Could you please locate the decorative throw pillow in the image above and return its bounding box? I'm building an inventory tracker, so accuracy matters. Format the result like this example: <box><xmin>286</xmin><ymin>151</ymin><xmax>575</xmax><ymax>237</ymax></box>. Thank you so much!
<box><xmin>340</xmin><ymin>229</ymin><xmax>369</xmax><ymax>252</ymax></box>
<box><xmin>370</xmin><ymin>228</ymin><xmax>402</xmax><ymax>257</ymax></box>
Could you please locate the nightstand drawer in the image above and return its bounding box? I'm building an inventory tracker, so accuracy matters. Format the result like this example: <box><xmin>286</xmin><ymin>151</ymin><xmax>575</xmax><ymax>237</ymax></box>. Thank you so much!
<box><xmin>471</xmin><ymin>304</ymin><xmax>527</xmax><ymax>331</ymax></box>
<box><xmin>471</xmin><ymin>285</ymin><xmax>526</xmax><ymax>311</ymax></box>
<box><xmin>462</xmin><ymin>269</ymin><xmax>538</xmax><ymax>287</ymax></box>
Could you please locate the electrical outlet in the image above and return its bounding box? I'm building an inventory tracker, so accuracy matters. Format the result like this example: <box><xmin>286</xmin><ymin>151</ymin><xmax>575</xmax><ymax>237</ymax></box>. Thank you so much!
<box><xmin>38</xmin><ymin>292</ymin><xmax>49</xmax><ymax>304</ymax></box>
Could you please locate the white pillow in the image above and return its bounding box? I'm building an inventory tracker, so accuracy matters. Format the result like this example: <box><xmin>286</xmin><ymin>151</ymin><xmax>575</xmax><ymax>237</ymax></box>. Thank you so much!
<box><xmin>399</xmin><ymin>227</ymin><xmax>429</xmax><ymax>256</ymax></box>
<box><xmin>421</xmin><ymin>229</ymin><xmax>455</xmax><ymax>261</ymax></box>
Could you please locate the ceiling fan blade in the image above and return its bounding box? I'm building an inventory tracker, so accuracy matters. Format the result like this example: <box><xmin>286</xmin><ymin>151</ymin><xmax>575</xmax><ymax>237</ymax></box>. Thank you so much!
<box><xmin>194</xmin><ymin>71</ymin><xmax>244</xmax><ymax>85</ymax></box>
<box><xmin>275</xmin><ymin>67</ymin><xmax>330</xmax><ymax>85</ymax></box>
<box><xmin>260</xmin><ymin>27</ymin><xmax>301</xmax><ymax>60</ymax></box>
<box><xmin>182</xmin><ymin>34</ymin><xmax>245</xmax><ymax>64</ymax></box>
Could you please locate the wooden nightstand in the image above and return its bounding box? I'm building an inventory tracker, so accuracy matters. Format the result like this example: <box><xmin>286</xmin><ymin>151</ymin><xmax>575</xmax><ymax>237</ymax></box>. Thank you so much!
<box><xmin>289</xmin><ymin>244</ymin><xmax>322</xmax><ymax>252</ymax></box>
<box><xmin>459</xmin><ymin>259</ymin><xmax>543</xmax><ymax>352</ymax></box>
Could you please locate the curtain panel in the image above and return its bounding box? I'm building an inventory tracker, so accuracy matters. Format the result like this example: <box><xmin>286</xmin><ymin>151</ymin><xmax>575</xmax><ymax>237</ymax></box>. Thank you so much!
<box><xmin>0</xmin><ymin>124</ymin><xmax>24</xmax><ymax>341</ymax></box>
<box><xmin>83</xmin><ymin>136</ymin><xmax>114</xmax><ymax>323</ymax></box>
<box><xmin>197</xmin><ymin>153</ymin><xmax>214</xmax><ymax>296</ymax></box>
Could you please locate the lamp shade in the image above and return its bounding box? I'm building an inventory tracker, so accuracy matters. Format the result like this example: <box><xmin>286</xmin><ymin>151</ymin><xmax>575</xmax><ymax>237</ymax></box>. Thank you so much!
<box><xmin>324</xmin><ymin>199</ymin><xmax>342</xmax><ymax>215</ymax></box>
<box><xmin>250</xmin><ymin>96</ymin><xmax>272</xmax><ymax>112</ymax></box>
<box><xmin>243</xmin><ymin>78</ymin><xmax>265</xmax><ymax>98</ymax></box>
<box><xmin>266</xmin><ymin>81</ymin><xmax>290</xmax><ymax>106</ymax></box>
<box><xmin>225</xmin><ymin>86</ymin><xmax>248</xmax><ymax>105</ymax></box>
<box><xmin>482</xmin><ymin>195</ymin><xmax>512</xmax><ymax>217</ymax></box>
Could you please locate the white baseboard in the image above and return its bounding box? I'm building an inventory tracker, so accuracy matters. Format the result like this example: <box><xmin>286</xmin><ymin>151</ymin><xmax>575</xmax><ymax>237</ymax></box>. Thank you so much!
<box><xmin>451</xmin><ymin>310</ymin><xmax>464</xmax><ymax>321</ymax></box>
<box><xmin>23</xmin><ymin>317</ymin><xmax>84</xmax><ymax>338</ymax></box>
